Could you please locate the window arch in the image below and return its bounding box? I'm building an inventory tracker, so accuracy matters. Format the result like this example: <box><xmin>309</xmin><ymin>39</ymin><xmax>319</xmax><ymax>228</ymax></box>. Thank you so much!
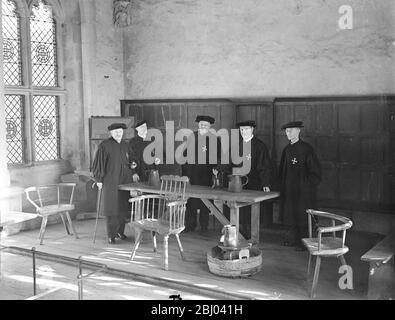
<box><xmin>2</xmin><ymin>0</ymin><xmax>64</xmax><ymax>164</ymax></box>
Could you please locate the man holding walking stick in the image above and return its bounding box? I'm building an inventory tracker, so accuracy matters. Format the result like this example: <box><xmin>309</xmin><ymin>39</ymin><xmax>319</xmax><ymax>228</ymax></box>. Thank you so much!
<box><xmin>91</xmin><ymin>123</ymin><xmax>135</xmax><ymax>244</ymax></box>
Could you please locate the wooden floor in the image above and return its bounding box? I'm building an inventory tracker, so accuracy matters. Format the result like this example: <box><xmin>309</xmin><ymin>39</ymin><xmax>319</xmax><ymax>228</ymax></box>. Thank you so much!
<box><xmin>0</xmin><ymin>215</ymin><xmax>372</xmax><ymax>300</ymax></box>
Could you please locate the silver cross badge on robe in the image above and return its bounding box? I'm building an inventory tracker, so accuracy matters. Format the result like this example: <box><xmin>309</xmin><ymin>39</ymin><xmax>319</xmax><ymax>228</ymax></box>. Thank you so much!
<box><xmin>292</xmin><ymin>158</ymin><xmax>298</xmax><ymax>165</ymax></box>
<box><xmin>202</xmin><ymin>145</ymin><xmax>207</xmax><ymax>152</ymax></box>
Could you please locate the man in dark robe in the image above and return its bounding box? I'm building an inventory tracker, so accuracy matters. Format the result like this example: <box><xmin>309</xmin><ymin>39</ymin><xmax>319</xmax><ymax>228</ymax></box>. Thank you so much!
<box><xmin>91</xmin><ymin>123</ymin><xmax>134</xmax><ymax>244</ymax></box>
<box><xmin>279</xmin><ymin>121</ymin><xmax>322</xmax><ymax>251</ymax></box>
<box><xmin>181</xmin><ymin>115</ymin><xmax>222</xmax><ymax>232</ymax></box>
<box><xmin>128</xmin><ymin>120</ymin><xmax>161</xmax><ymax>182</ymax></box>
<box><xmin>221</xmin><ymin>120</ymin><xmax>273</xmax><ymax>239</ymax></box>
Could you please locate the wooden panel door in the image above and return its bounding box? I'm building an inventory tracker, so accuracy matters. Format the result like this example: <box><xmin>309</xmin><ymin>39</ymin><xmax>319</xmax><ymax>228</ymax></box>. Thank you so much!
<box><xmin>274</xmin><ymin>97</ymin><xmax>394</xmax><ymax>214</ymax></box>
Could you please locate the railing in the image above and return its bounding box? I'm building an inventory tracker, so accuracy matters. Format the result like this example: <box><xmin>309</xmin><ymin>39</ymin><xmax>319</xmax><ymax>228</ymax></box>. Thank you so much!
<box><xmin>0</xmin><ymin>246</ymin><xmax>107</xmax><ymax>300</ymax></box>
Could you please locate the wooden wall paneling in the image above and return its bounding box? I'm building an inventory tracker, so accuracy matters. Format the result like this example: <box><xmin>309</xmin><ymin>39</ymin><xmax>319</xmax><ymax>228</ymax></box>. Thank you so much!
<box><xmin>315</xmin><ymin>103</ymin><xmax>337</xmax><ymax>135</ymax></box>
<box><xmin>360</xmin><ymin>168</ymin><xmax>383</xmax><ymax>203</ymax></box>
<box><xmin>339</xmin><ymin>136</ymin><xmax>361</xmax><ymax>164</ymax></box>
<box><xmin>338</xmin><ymin>103</ymin><xmax>360</xmax><ymax>134</ymax></box>
<box><xmin>339</xmin><ymin>164</ymin><xmax>360</xmax><ymax>201</ymax></box>
<box><xmin>318</xmin><ymin>164</ymin><xmax>338</xmax><ymax>201</ymax></box>
<box><xmin>316</xmin><ymin>136</ymin><xmax>338</xmax><ymax>162</ymax></box>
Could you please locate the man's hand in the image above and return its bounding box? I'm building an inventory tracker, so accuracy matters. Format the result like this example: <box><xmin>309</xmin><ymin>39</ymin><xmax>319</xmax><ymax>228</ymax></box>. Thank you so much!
<box><xmin>132</xmin><ymin>174</ymin><xmax>140</xmax><ymax>182</ymax></box>
<box><xmin>154</xmin><ymin>158</ymin><xmax>161</xmax><ymax>165</ymax></box>
<box><xmin>263</xmin><ymin>186</ymin><xmax>270</xmax><ymax>192</ymax></box>
<box><xmin>130</xmin><ymin>161</ymin><xmax>137</xmax><ymax>169</ymax></box>
<box><xmin>96</xmin><ymin>182</ymin><xmax>103</xmax><ymax>190</ymax></box>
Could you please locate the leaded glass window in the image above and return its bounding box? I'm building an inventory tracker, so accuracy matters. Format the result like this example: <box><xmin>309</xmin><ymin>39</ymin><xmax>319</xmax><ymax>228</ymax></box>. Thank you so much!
<box><xmin>30</xmin><ymin>0</ymin><xmax>58</xmax><ymax>87</ymax></box>
<box><xmin>32</xmin><ymin>95</ymin><xmax>60</xmax><ymax>161</ymax></box>
<box><xmin>2</xmin><ymin>0</ymin><xmax>22</xmax><ymax>86</ymax></box>
<box><xmin>5</xmin><ymin>95</ymin><xmax>25</xmax><ymax>164</ymax></box>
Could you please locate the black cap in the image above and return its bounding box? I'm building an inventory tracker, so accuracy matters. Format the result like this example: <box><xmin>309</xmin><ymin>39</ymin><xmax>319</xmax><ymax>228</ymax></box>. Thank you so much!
<box><xmin>281</xmin><ymin>121</ymin><xmax>304</xmax><ymax>130</ymax></box>
<box><xmin>107</xmin><ymin>123</ymin><xmax>127</xmax><ymax>131</ymax></box>
<box><xmin>195</xmin><ymin>115</ymin><xmax>215</xmax><ymax>124</ymax></box>
<box><xmin>135</xmin><ymin>120</ymin><xmax>147</xmax><ymax>129</ymax></box>
<box><xmin>237</xmin><ymin>120</ymin><xmax>256</xmax><ymax>128</ymax></box>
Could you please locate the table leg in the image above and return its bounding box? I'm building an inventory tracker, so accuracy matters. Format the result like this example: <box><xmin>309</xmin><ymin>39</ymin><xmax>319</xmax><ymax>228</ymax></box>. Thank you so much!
<box><xmin>251</xmin><ymin>203</ymin><xmax>260</xmax><ymax>244</ymax></box>
<box><xmin>201</xmin><ymin>199</ymin><xmax>246</xmax><ymax>242</ymax></box>
<box><xmin>230</xmin><ymin>205</ymin><xmax>240</xmax><ymax>243</ymax></box>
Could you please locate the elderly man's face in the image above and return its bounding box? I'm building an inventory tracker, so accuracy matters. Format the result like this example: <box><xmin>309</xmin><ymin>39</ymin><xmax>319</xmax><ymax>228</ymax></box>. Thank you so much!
<box><xmin>198</xmin><ymin>121</ymin><xmax>211</xmax><ymax>135</ymax></box>
<box><xmin>110</xmin><ymin>128</ymin><xmax>124</xmax><ymax>142</ymax></box>
<box><xmin>136</xmin><ymin>123</ymin><xmax>147</xmax><ymax>138</ymax></box>
<box><xmin>285</xmin><ymin>127</ymin><xmax>300</xmax><ymax>141</ymax></box>
<box><xmin>239</xmin><ymin>126</ymin><xmax>254</xmax><ymax>141</ymax></box>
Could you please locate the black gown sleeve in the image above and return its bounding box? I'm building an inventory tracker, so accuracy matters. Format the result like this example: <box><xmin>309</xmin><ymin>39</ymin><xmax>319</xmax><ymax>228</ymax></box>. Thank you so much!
<box><xmin>91</xmin><ymin>143</ymin><xmax>107</xmax><ymax>183</ymax></box>
<box><xmin>257</xmin><ymin>143</ymin><xmax>272</xmax><ymax>188</ymax></box>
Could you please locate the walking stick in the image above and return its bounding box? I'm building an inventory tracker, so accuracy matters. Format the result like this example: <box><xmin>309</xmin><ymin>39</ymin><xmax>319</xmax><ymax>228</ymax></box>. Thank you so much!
<box><xmin>92</xmin><ymin>182</ymin><xmax>102</xmax><ymax>243</ymax></box>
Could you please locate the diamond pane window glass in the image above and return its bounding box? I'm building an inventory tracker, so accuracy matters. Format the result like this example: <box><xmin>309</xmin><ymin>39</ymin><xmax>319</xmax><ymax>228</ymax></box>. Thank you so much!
<box><xmin>33</xmin><ymin>95</ymin><xmax>60</xmax><ymax>161</ymax></box>
<box><xmin>30</xmin><ymin>0</ymin><xmax>58</xmax><ymax>87</ymax></box>
<box><xmin>2</xmin><ymin>0</ymin><xmax>23</xmax><ymax>86</ymax></box>
<box><xmin>5</xmin><ymin>95</ymin><xmax>25</xmax><ymax>164</ymax></box>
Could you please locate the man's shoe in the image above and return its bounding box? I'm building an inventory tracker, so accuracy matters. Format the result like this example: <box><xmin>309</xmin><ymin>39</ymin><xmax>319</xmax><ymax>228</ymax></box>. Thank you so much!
<box><xmin>108</xmin><ymin>237</ymin><xmax>116</xmax><ymax>244</ymax></box>
<box><xmin>116</xmin><ymin>233</ymin><xmax>127</xmax><ymax>240</ymax></box>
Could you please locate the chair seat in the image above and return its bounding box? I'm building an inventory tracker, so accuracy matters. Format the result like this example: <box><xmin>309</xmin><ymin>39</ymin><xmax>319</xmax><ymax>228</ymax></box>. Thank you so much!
<box><xmin>38</xmin><ymin>204</ymin><xmax>75</xmax><ymax>215</ymax></box>
<box><xmin>302</xmin><ymin>237</ymin><xmax>349</xmax><ymax>256</ymax></box>
<box><xmin>131</xmin><ymin>219</ymin><xmax>185</xmax><ymax>235</ymax></box>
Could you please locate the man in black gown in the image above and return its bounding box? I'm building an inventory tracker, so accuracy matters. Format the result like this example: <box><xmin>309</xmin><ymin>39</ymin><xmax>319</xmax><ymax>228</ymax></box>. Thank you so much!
<box><xmin>221</xmin><ymin>120</ymin><xmax>273</xmax><ymax>239</ymax></box>
<box><xmin>91</xmin><ymin>123</ymin><xmax>134</xmax><ymax>244</ymax></box>
<box><xmin>128</xmin><ymin>120</ymin><xmax>161</xmax><ymax>182</ymax></box>
<box><xmin>182</xmin><ymin>115</ymin><xmax>222</xmax><ymax>232</ymax></box>
<box><xmin>279</xmin><ymin>121</ymin><xmax>322</xmax><ymax>251</ymax></box>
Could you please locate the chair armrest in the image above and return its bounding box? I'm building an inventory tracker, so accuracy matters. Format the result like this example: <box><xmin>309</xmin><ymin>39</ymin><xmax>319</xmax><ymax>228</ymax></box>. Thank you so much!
<box><xmin>318</xmin><ymin>221</ymin><xmax>353</xmax><ymax>234</ymax></box>
<box><xmin>128</xmin><ymin>194</ymin><xmax>168</xmax><ymax>203</ymax></box>
<box><xmin>25</xmin><ymin>190</ymin><xmax>41</xmax><ymax>212</ymax></box>
<box><xmin>166</xmin><ymin>200</ymin><xmax>187</xmax><ymax>207</ymax></box>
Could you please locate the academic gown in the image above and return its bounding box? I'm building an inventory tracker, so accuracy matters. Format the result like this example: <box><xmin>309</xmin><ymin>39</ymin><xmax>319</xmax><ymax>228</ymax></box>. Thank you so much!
<box><xmin>91</xmin><ymin>138</ymin><xmax>133</xmax><ymax>218</ymax></box>
<box><xmin>231</xmin><ymin>136</ymin><xmax>272</xmax><ymax>190</ymax></box>
<box><xmin>279</xmin><ymin>139</ymin><xmax>321</xmax><ymax>227</ymax></box>
<box><xmin>181</xmin><ymin>130</ymin><xmax>222</xmax><ymax>186</ymax></box>
<box><xmin>128</xmin><ymin>135</ymin><xmax>156</xmax><ymax>182</ymax></box>
<box><xmin>223</xmin><ymin>136</ymin><xmax>273</xmax><ymax>234</ymax></box>
<box><xmin>181</xmin><ymin>130</ymin><xmax>222</xmax><ymax>229</ymax></box>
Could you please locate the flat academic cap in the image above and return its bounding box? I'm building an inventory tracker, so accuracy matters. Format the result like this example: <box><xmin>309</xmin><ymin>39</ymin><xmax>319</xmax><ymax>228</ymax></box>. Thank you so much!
<box><xmin>107</xmin><ymin>123</ymin><xmax>127</xmax><ymax>131</ymax></box>
<box><xmin>237</xmin><ymin>120</ymin><xmax>256</xmax><ymax>128</ymax></box>
<box><xmin>195</xmin><ymin>115</ymin><xmax>215</xmax><ymax>124</ymax></box>
<box><xmin>135</xmin><ymin>120</ymin><xmax>147</xmax><ymax>128</ymax></box>
<box><xmin>281</xmin><ymin>121</ymin><xmax>304</xmax><ymax>130</ymax></box>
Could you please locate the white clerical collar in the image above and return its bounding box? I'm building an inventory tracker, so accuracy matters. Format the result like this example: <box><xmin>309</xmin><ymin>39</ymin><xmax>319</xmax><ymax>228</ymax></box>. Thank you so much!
<box><xmin>138</xmin><ymin>133</ymin><xmax>147</xmax><ymax>140</ymax></box>
<box><xmin>243</xmin><ymin>135</ymin><xmax>254</xmax><ymax>143</ymax></box>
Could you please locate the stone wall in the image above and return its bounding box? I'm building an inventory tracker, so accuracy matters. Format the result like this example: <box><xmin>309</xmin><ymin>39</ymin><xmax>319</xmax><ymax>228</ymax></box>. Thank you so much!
<box><xmin>123</xmin><ymin>0</ymin><xmax>395</xmax><ymax>99</ymax></box>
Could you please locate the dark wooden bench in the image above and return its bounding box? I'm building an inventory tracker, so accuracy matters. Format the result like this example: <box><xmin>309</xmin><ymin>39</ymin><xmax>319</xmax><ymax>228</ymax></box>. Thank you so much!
<box><xmin>361</xmin><ymin>234</ymin><xmax>395</xmax><ymax>299</ymax></box>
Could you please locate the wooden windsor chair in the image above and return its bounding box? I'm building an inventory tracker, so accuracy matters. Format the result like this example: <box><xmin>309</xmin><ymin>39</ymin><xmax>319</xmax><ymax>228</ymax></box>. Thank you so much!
<box><xmin>128</xmin><ymin>175</ymin><xmax>189</xmax><ymax>270</ymax></box>
<box><xmin>302</xmin><ymin>209</ymin><xmax>353</xmax><ymax>298</ymax></box>
<box><xmin>24</xmin><ymin>183</ymin><xmax>79</xmax><ymax>245</ymax></box>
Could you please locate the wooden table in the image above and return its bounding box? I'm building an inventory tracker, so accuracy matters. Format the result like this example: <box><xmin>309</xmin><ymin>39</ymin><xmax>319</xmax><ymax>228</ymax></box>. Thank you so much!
<box><xmin>119</xmin><ymin>182</ymin><xmax>279</xmax><ymax>244</ymax></box>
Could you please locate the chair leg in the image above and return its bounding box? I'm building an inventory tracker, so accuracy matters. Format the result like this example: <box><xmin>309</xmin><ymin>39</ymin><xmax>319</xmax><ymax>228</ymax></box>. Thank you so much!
<box><xmin>163</xmin><ymin>235</ymin><xmax>169</xmax><ymax>271</ymax></box>
<box><xmin>307</xmin><ymin>253</ymin><xmax>312</xmax><ymax>278</ymax></box>
<box><xmin>175</xmin><ymin>234</ymin><xmax>185</xmax><ymax>260</ymax></box>
<box><xmin>151</xmin><ymin>231</ymin><xmax>157</xmax><ymax>253</ymax></box>
<box><xmin>339</xmin><ymin>255</ymin><xmax>347</xmax><ymax>266</ymax></box>
<box><xmin>59</xmin><ymin>213</ymin><xmax>70</xmax><ymax>235</ymax></box>
<box><xmin>38</xmin><ymin>216</ymin><xmax>48</xmax><ymax>245</ymax></box>
<box><xmin>65</xmin><ymin>212</ymin><xmax>79</xmax><ymax>239</ymax></box>
<box><xmin>311</xmin><ymin>256</ymin><xmax>321</xmax><ymax>299</ymax></box>
<box><xmin>131</xmin><ymin>230</ymin><xmax>143</xmax><ymax>261</ymax></box>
